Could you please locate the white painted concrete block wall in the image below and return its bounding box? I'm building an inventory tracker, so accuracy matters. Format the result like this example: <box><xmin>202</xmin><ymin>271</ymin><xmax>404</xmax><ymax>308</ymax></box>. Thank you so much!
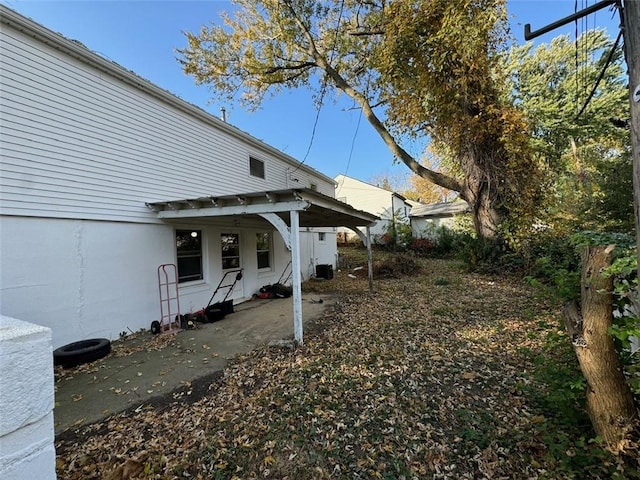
<box><xmin>0</xmin><ymin>315</ymin><xmax>56</xmax><ymax>480</ymax></box>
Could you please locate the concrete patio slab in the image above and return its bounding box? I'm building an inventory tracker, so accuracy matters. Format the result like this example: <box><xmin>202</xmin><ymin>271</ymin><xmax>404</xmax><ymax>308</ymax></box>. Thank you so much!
<box><xmin>53</xmin><ymin>293</ymin><xmax>331</xmax><ymax>436</ymax></box>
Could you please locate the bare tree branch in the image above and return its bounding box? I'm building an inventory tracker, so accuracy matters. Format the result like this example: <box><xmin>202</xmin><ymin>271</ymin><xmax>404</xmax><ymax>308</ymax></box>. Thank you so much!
<box><xmin>263</xmin><ymin>62</ymin><xmax>317</xmax><ymax>75</ymax></box>
<box><xmin>349</xmin><ymin>29</ymin><xmax>385</xmax><ymax>36</ymax></box>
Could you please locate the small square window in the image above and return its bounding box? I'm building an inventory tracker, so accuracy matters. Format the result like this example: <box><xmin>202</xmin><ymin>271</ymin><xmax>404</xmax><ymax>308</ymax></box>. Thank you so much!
<box><xmin>250</xmin><ymin>157</ymin><xmax>265</xmax><ymax>179</ymax></box>
<box><xmin>318</xmin><ymin>232</ymin><xmax>326</xmax><ymax>242</ymax></box>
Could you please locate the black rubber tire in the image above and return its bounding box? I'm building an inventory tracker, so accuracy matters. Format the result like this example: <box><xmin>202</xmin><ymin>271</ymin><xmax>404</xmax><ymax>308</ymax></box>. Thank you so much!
<box><xmin>53</xmin><ymin>338</ymin><xmax>111</xmax><ymax>368</ymax></box>
<box><xmin>150</xmin><ymin>320</ymin><xmax>161</xmax><ymax>335</ymax></box>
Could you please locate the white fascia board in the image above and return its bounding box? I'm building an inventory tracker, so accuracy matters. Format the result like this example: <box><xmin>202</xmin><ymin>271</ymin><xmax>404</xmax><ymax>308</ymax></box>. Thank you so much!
<box><xmin>302</xmin><ymin>195</ymin><xmax>378</xmax><ymax>223</ymax></box>
<box><xmin>156</xmin><ymin>200</ymin><xmax>309</xmax><ymax>219</ymax></box>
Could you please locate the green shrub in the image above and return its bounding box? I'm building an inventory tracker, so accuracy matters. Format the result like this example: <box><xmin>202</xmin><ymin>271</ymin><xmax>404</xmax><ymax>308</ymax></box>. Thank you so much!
<box><xmin>378</xmin><ymin>209</ymin><xmax>413</xmax><ymax>252</ymax></box>
<box><xmin>520</xmin><ymin>232</ymin><xmax>581</xmax><ymax>301</ymax></box>
<box><xmin>409</xmin><ymin>237</ymin><xmax>436</xmax><ymax>255</ymax></box>
<box><xmin>601</xmin><ymin>247</ymin><xmax>640</xmax><ymax>399</ymax></box>
<box><xmin>432</xmin><ymin>225</ymin><xmax>461</xmax><ymax>257</ymax></box>
<box><xmin>522</xmin><ymin>230</ymin><xmax>635</xmax><ymax>303</ymax></box>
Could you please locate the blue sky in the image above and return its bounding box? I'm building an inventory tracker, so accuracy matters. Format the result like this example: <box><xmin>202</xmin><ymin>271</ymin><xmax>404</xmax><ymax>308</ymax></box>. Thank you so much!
<box><xmin>1</xmin><ymin>0</ymin><xmax>622</xmax><ymax>186</ymax></box>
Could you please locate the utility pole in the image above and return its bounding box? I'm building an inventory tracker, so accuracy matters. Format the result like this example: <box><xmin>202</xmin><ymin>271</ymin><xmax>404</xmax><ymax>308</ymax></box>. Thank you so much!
<box><xmin>526</xmin><ymin>0</ymin><xmax>640</xmax><ymax>268</ymax></box>
<box><xmin>624</xmin><ymin>1</ymin><xmax>640</xmax><ymax>267</ymax></box>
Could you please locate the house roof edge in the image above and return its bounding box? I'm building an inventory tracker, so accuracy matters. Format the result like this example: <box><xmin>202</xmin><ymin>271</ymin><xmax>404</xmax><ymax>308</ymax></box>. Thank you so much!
<box><xmin>0</xmin><ymin>4</ymin><xmax>334</xmax><ymax>185</ymax></box>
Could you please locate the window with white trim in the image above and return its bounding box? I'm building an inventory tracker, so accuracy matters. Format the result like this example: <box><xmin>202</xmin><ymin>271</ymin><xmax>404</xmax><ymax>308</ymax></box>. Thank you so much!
<box><xmin>176</xmin><ymin>230</ymin><xmax>203</xmax><ymax>283</ymax></box>
<box><xmin>318</xmin><ymin>232</ymin><xmax>326</xmax><ymax>242</ymax></box>
<box><xmin>256</xmin><ymin>232</ymin><xmax>272</xmax><ymax>269</ymax></box>
<box><xmin>221</xmin><ymin>233</ymin><xmax>240</xmax><ymax>270</ymax></box>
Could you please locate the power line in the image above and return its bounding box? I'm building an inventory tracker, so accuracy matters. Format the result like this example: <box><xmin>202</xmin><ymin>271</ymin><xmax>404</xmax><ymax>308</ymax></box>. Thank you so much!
<box><xmin>336</xmin><ymin>106</ymin><xmax>363</xmax><ymax>198</ymax></box>
<box><xmin>344</xmin><ymin>108</ymin><xmax>363</xmax><ymax>177</ymax></box>
<box><xmin>300</xmin><ymin>81</ymin><xmax>328</xmax><ymax>165</ymax></box>
<box><xmin>583</xmin><ymin>1</ymin><xmax>589</xmax><ymax>106</ymax></box>
<box><xmin>290</xmin><ymin>0</ymin><xmax>345</xmax><ymax>176</ymax></box>
<box><xmin>575</xmin><ymin>27</ymin><xmax>623</xmax><ymax>120</ymax></box>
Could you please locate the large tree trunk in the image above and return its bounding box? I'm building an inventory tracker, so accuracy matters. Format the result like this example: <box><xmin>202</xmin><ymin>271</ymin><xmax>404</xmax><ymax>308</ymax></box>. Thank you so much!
<box><xmin>468</xmin><ymin>185</ymin><xmax>501</xmax><ymax>241</ymax></box>
<box><xmin>324</xmin><ymin>52</ymin><xmax>507</xmax><ymax>244</ymax></box>
<box><xmin>461</xmin><ymin>151</ymin><xmax>503</xmax><ymax>242</ymax></box>
<box><xmin>563</xmin><ymin>245</ymin><xmax>637</xmax><ymax>453</ymax></box>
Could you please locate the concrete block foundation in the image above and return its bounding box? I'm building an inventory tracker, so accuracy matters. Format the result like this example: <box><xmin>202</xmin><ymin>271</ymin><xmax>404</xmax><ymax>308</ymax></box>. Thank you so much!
<box><xmin>0</xmin><ymin>315</ymin><xmax>56</xmax><ymax>480</ymax></box>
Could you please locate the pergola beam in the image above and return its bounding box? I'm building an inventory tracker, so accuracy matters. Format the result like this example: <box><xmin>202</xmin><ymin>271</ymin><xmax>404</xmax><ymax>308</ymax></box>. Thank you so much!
<box><xmin>153</xmin><ymin>200</ymin><xmax>308</xmax><ymax>219</ymax></box>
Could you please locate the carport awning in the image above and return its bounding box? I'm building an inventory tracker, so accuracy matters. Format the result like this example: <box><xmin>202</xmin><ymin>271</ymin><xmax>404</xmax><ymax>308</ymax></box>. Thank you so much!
<box><xmin>146</xmin><ymin>188</ymin><xmax>378</xmax><ymax>228</ymax></box>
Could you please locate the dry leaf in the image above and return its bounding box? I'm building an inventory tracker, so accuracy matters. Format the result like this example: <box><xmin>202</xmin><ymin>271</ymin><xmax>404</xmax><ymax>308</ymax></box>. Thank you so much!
<box><xmin>54</xmin><ymin>254</ymin><xmax>611</xmax><ymax>479</ymax></box>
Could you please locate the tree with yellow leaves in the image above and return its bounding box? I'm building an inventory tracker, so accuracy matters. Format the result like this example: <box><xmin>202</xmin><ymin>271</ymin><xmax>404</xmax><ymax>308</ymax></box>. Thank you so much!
<box><xmin>178</xmin><ymin>0</ymin><xmax>541</xmax><ymax>243</ymax></box>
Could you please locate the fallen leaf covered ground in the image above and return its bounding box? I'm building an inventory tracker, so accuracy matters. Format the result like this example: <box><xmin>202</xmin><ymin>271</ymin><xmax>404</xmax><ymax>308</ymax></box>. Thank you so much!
<box><xmin>55</xmin><ymin>252</ymin><xmax>638</xmax><ymax>479</ymax></box>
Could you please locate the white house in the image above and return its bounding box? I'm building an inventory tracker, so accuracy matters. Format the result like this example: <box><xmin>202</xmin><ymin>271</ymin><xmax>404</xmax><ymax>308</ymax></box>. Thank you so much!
<box><xmin>410</xmin><ymin>198</ymin><xmax>471</xmax><ymax>238</ymax></box>
<box><xmin>334</xmin><ymin>174</ymin><xmax>412</xmax><ymax>243</ymax></box>
<box><xmin>0</xmin><ymin>5</ymin><xmax>377</xmax><ymax>348</ymax></box>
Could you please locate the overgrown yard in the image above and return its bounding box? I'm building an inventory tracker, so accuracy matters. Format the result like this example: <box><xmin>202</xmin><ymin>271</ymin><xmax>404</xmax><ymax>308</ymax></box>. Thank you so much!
<box><xmin>56</xmin><ymin>251</ymin><xmax>638</xmax><ymax>479</ymax></box>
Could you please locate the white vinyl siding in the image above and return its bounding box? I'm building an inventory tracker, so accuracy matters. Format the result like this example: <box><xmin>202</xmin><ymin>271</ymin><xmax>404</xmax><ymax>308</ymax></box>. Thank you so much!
<box><xmin>0</xmin><ymin>26</ymin><xmax>335</xmax><ymax>222</ymax></box>
<box><xmin>334</xmin><ymin>174</ymin><xmax>405</xmax><ymax>238</ymax></box>
<box><xmin>0</xmin><ymin>7</ymin><xmax>341</xmax><ymax>351</ymax></box>
<box><xmin>391</xmin><ymin>195</ymin><xmax>410</xmax><ymax>221</ymax></box>
<box><xmin>335</xmin><ymin>175</ymin><xmax>393</xmax><ymax>216</ymax></box>
<box><xmin>335</xmin><ymin>175</ymin><xmax>394</xmax><ymax>236</ymax></box>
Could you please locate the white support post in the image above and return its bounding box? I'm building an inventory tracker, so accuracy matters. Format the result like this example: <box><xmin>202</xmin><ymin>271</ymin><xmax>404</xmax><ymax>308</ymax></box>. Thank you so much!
<box><xmin>290</xmin><ymin>210</ymin><xmax>303</xmax><ymax>344</ymax></box>
<box><xmin>366</xmin><ymin>225</ymin><xmax>373</xmax><ymax>293</ymax></box>
<box><xmin>344</xmin><ymin>226</ymin><xmax>374</xmax><ymax>293</ymax></box>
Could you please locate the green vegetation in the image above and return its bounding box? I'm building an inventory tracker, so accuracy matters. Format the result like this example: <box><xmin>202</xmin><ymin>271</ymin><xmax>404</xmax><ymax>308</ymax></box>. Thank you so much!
<box><xmin>504</xmin><ymin>29</ymin><xmax>630</xmax><ymax>235</ymax></box>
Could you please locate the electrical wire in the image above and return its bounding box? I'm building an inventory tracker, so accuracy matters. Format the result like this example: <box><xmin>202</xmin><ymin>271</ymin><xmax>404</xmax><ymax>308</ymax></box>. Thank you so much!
<box><xmin>300</xmin><ymin>81</ymin><xmax>328</xmax><ymax>165</ymax></box>
<box><xmin>575</xmin><ymin>27</ymin><xmax>623</xmax><ymax>120</ymax></box>
<box><xmin>336</xmin><ymin>106</ymin><xmax>363</xmax><ymax>197</ymax></box>
<box><xmin>583</xmin><ymin>0</ymin><xmax>589</xmax><ymax>109</ymax></box>
<box><xmin>289</xmin><ymin>0</ymin><xmax>345</xmax><ymax>176</ymax></box>
<box><xmin>580</xmin><ymin>0</ymin><xmax>588</xmax><ymax>110</ymax></box>
<box><xmin>344</xmin><ymin>108</ymin><xmax>362</xmax><ymax>178</ymax></box>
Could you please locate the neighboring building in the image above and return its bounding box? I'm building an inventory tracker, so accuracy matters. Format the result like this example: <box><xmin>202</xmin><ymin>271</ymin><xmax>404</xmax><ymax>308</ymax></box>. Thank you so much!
<box><xmin>410</xmin><ymin>198</ymin><xmax>471</xmax><ymax>237</ymax></box>
<box><xmin>0</xmin><ymin>6</ymin><xmax>376</xmax><ymax>348</ymax></box>
<box><xmin>334</xmin><ymin>174</ymin><xmax>412</xmax><ymax>243</ymax></box>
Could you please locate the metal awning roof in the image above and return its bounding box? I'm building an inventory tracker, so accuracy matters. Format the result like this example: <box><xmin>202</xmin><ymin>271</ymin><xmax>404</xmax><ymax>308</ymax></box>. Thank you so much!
<box><xmin>146</xmin><ymin>188</ymin><xmax>379</xmax><ymax>228</ymax></box>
